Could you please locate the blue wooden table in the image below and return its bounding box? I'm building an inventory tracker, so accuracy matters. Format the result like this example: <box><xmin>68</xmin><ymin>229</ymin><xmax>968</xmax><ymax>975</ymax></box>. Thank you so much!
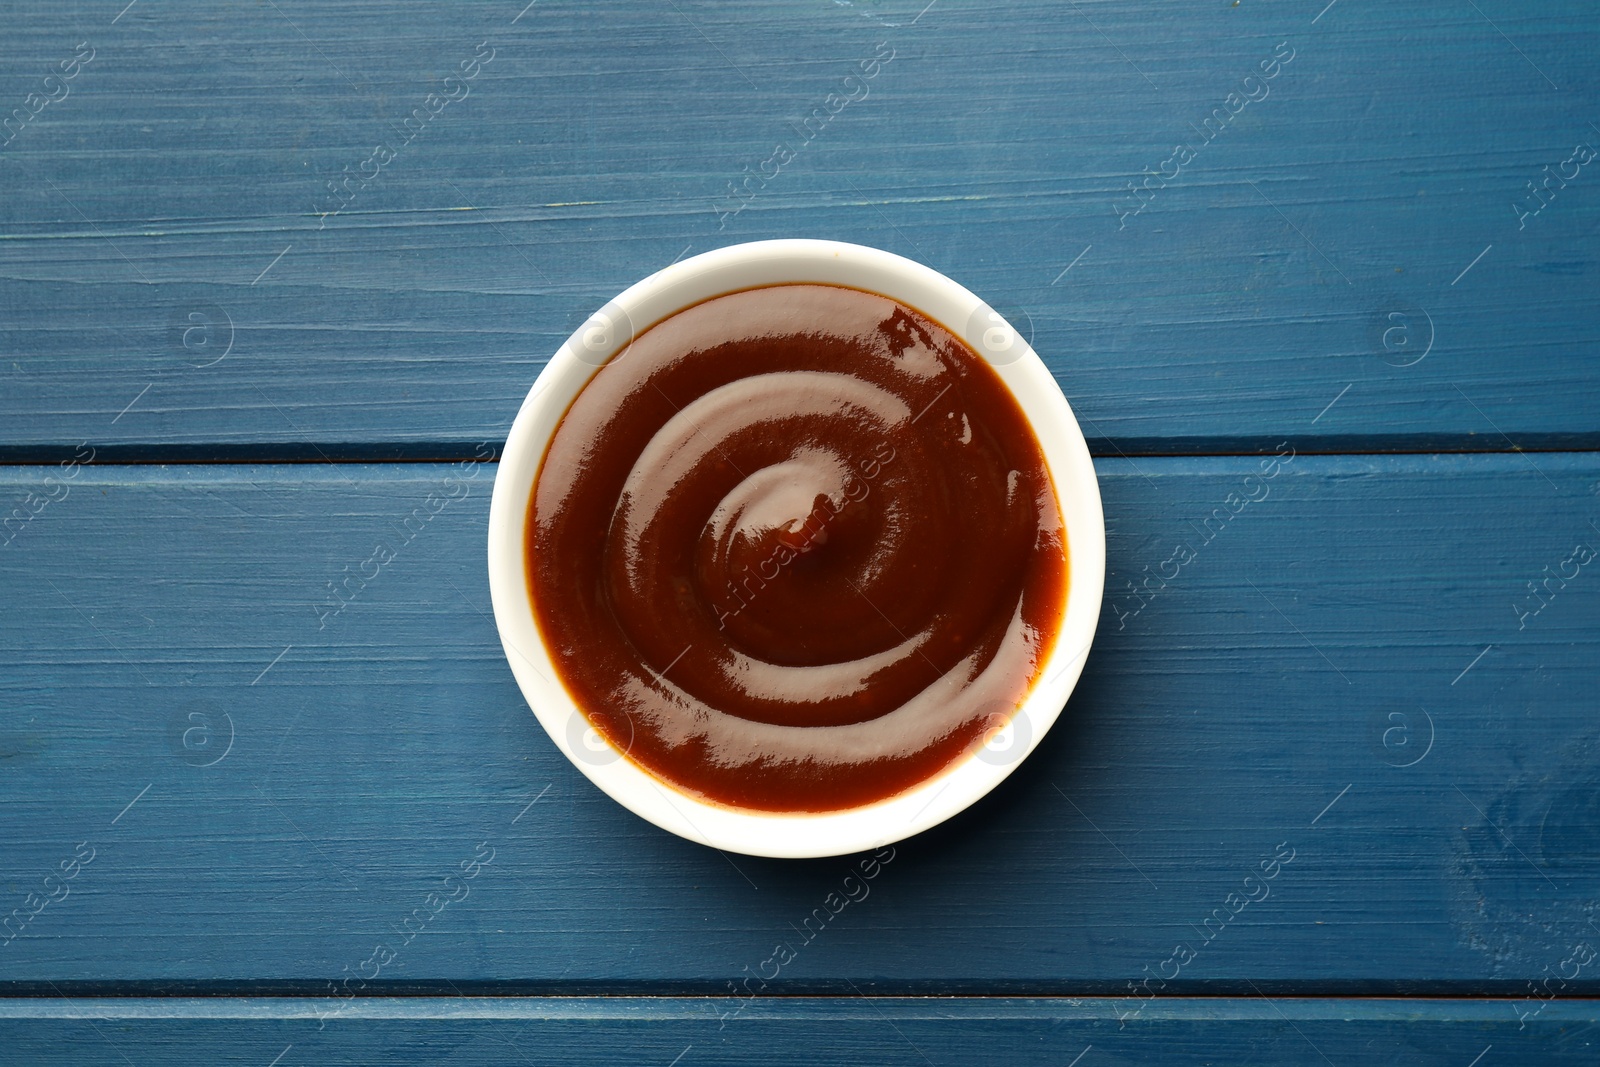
<box><xmin>4</xmin><ymin>1</ymin><xmax>1599</xmax><ymax>1063</ymax></box>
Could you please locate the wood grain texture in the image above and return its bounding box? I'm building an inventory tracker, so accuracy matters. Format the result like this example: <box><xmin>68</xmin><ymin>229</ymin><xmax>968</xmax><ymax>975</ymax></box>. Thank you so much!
<box><xmin>4</xmin><ymin>1</ymin><xmax>1600</xmax><ymax>1049</ymax></box>
<box><xmin>1</xmin><ymin>1</ymin><xmax>1597</xmax><ymax>456</ymax></box>
<box><xmin>1</xmin><ymin>997</ymin><xmax>1595</xmax><ymax>1066</ymax></box>
<box><xmin>2</xmin><ymin>456</ymin><xmax>1597</xmax><ymax>990</ymax></box>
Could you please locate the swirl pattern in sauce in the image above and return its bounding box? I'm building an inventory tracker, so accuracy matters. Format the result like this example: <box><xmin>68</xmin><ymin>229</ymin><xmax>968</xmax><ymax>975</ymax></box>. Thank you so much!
<box><xmin>529</xmin><ymin>284</ymin><xmax>1066</xmax><ymax>812</ymax></box>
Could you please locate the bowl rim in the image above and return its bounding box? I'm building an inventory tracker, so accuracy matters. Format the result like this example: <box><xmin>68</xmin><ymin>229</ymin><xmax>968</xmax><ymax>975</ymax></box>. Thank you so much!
<box><xmin>486</xmin><ymin>238</ymin><xmax>1105</xmax><ymax>859</ymax></box>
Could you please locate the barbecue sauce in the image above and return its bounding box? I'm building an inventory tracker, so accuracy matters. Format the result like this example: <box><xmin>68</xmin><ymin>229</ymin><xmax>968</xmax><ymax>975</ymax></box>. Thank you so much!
<box><xmin>528</xmin><ymin>284</ymin><xmax>1066</xmax><ymax>812</ymax></box>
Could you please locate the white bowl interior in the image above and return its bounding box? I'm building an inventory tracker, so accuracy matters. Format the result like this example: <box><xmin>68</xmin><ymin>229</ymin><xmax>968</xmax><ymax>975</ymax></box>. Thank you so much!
<box><xmin>487</xmin><ymin>239</ymin><xmax>1105</xmax><ymax>859</ymax></box>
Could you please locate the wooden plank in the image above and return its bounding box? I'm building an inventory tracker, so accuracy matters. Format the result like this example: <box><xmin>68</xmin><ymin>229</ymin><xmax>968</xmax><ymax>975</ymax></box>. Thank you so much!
<box><xmin>2</xmin><ymin>455</ymin><xmax>1597</xmax><ymax>990</ymax></box>
<box><xmin>2</xmin><ymin>2</ymin><xmax>1598</xmax><ymax>456</ymax></box>
<box><xmin>0</xmin><ymin>997</ymin><xmax>1595</xmax><ymax>1066</ymax></box>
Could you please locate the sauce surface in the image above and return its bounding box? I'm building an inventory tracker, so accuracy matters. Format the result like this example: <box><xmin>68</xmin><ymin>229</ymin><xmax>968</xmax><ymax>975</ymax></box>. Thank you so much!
<box><xmin>529</xmin><ymin>284</ymin><xmax>1067</xmax><ymax>812</ymax></box>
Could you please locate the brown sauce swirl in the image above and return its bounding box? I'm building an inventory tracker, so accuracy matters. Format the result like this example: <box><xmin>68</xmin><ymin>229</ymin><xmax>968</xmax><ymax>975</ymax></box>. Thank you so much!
<box><xmin>529</xmin><ymin>284</ymin><xmax>1067</xmax><ymax>812</ymax></box>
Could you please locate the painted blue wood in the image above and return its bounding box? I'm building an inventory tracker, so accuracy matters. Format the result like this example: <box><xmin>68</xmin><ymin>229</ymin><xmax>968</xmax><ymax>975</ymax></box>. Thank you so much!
<box><xmin>0</xmin><ymin>997</ymin><xmax>1594</xmax><ymax>1066</ymax></box>
<box><xmin>4</xmin><ymin>6</ymin><xmax>1599</xmax><ymax>1048</ymax></box>
<box><xmin>1</xmin><ymin>2</ymin><xmax>1598</xmax><ymax>456</ymax></box>
<box><xmin>2</xmin><ymin>455</ymin><xmax>1597</xmax><ymax>990</ymax></box>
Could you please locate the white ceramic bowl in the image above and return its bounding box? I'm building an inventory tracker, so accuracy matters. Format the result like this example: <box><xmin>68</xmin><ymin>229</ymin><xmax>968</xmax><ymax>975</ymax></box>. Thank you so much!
<box><xmin>487</xmin><ymin>239</ymin><xmax>1104</xmax><ymax>859</ymax></box>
